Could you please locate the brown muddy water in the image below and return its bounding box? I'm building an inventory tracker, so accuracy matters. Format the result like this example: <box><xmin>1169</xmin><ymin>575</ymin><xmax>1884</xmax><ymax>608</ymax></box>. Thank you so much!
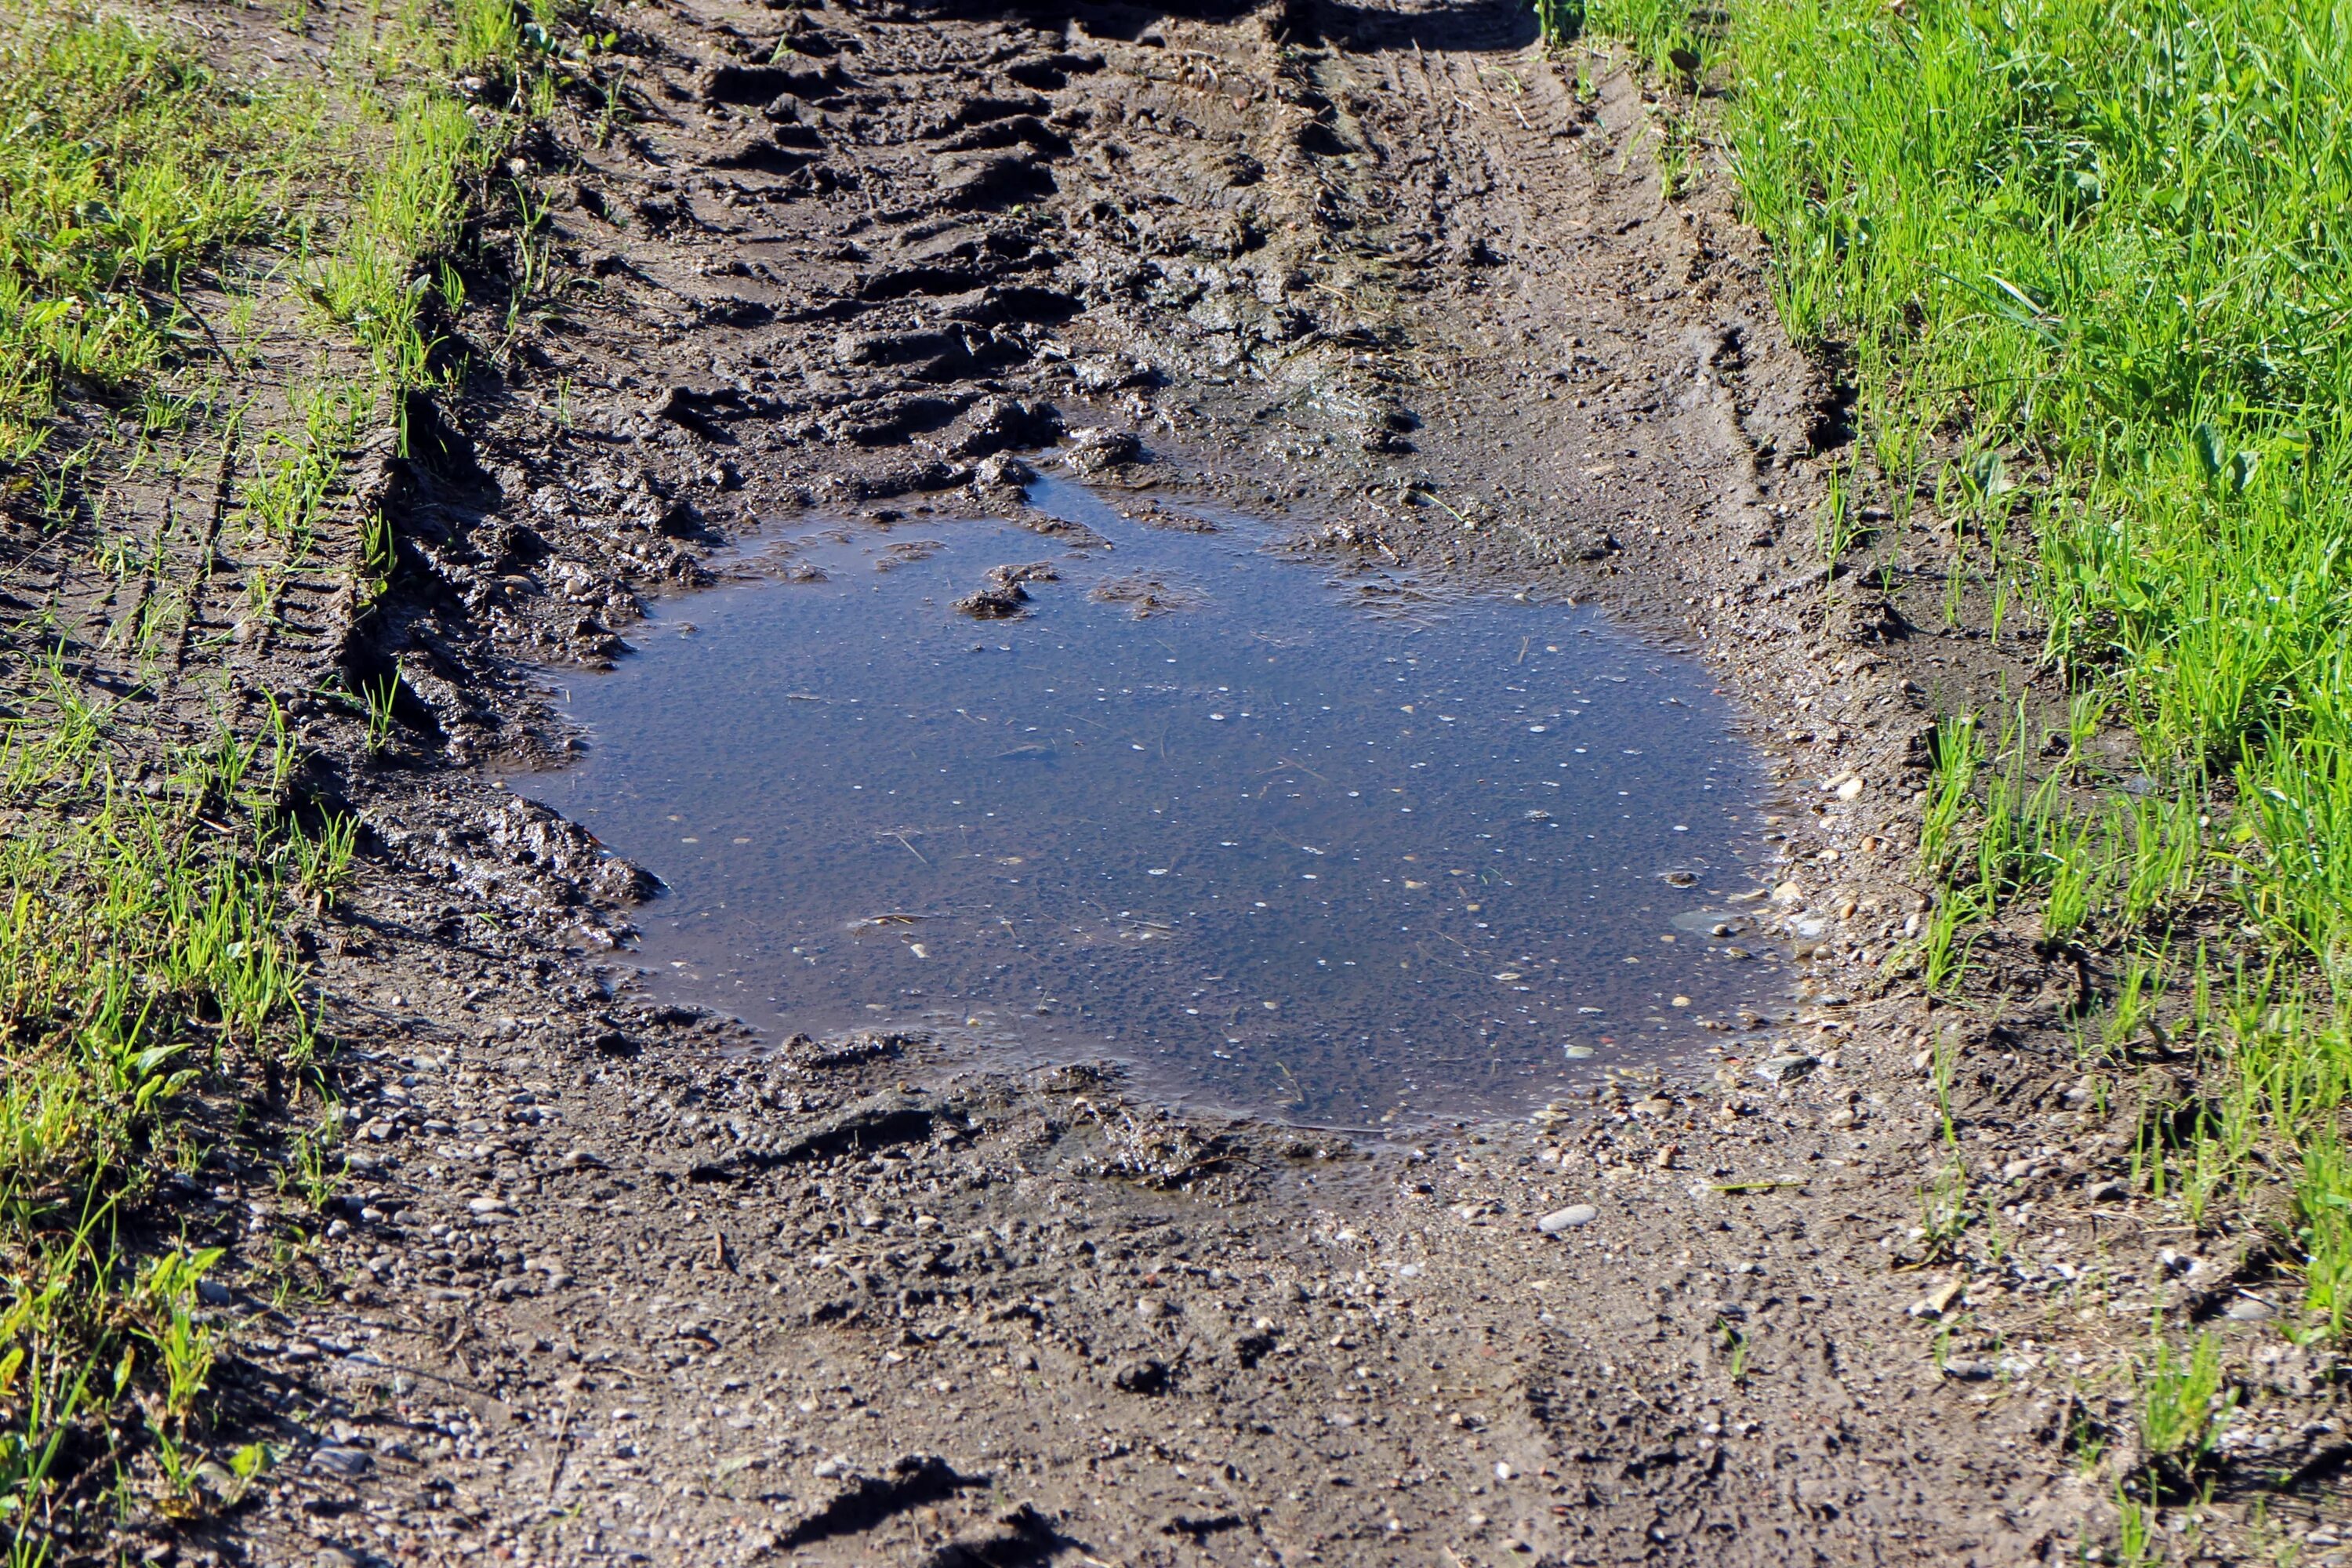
<box><xmin>509</xmin><ymin>477</ymin><xmax>1784</xmax><ymax>1126</ymax></box>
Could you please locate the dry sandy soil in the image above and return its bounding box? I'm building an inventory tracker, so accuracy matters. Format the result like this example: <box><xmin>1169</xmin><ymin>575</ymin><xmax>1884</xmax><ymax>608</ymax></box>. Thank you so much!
<box><xmin>96</xmin><ymin>0</ymin><xmax>2350</xmax><ymax>1563</ymax></box>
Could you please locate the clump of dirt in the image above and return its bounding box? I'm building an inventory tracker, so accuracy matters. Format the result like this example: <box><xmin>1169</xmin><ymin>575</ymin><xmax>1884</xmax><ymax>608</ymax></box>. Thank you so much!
<box><xmin>954</xmin><ymin>557</ymin><xmax>1062</xmax><ymax>616</ymax></box>
<box><xmin>951</xmin><ymin>581</ymin><xmax>1028</xmax><ymax>618</ymax></box>
<box><xmin>131</xmin><ymin>0</ymin><xmax>2345</xmax><ymax>1562</ymax></box>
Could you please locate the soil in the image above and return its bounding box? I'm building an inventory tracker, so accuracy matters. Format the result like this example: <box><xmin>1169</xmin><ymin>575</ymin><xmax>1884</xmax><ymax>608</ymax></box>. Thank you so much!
<box><xmin>103</xmin><ymin>0</ymin><xmax>2350</xmax><ymax>1563</ymax></box>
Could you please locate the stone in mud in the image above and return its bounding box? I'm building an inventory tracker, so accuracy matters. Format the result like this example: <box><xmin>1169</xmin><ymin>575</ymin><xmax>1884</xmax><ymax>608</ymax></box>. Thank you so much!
<box><xmin>1065</xmin><ymin>426</ymin><xmax>1142</xmax><ymax>473</ymax></box>
<box><xmin>934</xmin><ymin>151</ymin><xmax>1054</xmax><ymax>211</ymax></box>
<box><xmin>588</xmin><ymin>856</ymin><xmax>659</xmax><ymax>907</ymax></box>
<box><xmin>974</xmin><ymin>453</ymin><xmax>1034</xmax><ymax>488</ymax></box>
<box><xmin>1114</xmin><ymin>1358</ymin><xmax>1171</xmax><ymax>1394</ymax></box>
<box><xmin>1907</xmin><ymin>1276</ymin><xmax>1965</xmax><ymax>1319</ymax></box>
<box><xmin>949</xmin><ymin>396</ymin><xmax>1061</xmax><ymax>458</ymax></box>
<box><xmin>954</xmin><ymin>583</ymin><xmax>1029</xmax><ymax>619</ymax></box>
<box><xmin>306</xmin><ymin>1446</ymin><xmax>372</xmax><ymax>1479</ymax></box>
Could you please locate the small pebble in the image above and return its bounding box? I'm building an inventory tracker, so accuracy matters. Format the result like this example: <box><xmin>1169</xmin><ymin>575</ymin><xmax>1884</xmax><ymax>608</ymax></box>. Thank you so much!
<box><xmin>1537</xmin><ymin>1204</ymin><xmax>1598</xmax><ymax>1233</ymax></box>
<box><xmin>306</xmin><ymin>1446</ymin><xmax>372</xmax><ymax>1479</ymax></box>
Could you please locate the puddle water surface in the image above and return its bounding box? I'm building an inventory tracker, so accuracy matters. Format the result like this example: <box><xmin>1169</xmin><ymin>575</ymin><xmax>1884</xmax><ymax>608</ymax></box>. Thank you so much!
<box><xmin>512</xmin><ymin>478</ymin><xmax>1780</xmax><ymax>1126</ymax></box>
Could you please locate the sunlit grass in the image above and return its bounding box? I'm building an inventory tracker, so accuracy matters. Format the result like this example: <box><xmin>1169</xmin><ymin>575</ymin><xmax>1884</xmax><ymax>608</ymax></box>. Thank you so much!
<box><xmin>0</xmin><ymin>0</ymin><xmax>598</xmax><ymax>1548</ymax></box>
<box><xmin>1577</xmin><ymin>0</ymin><xmax>2352</xmax><ymax>1532</ymax></box>
<box><xmin>0</xmin><ymin>685</ymin><xmax>327</xmax><ymax>1541</ymax></box>
<box><xmin>1594</xmin><ymin>0</ymin><xmax>2352</xmax><ymax>1333</ymax></box>
<box><xmin>0</xmin><ymin>5</ymin><xmax>313</xmax><ymax>463</ymax></box>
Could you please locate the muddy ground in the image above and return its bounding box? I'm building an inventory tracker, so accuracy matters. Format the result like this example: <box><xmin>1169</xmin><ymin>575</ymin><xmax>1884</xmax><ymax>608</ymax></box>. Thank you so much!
<box><xmin>117</xmin><ymin>0</ymin><xmax>2350</xmax><ymax>1562</ymax></box>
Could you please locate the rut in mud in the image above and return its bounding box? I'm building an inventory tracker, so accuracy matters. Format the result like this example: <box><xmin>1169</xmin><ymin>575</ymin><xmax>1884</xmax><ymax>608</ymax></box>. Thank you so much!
<box><xmin>138</xmin><ymin>0</ymin><xmax>2337</xmax><ymax>1565</ymax></box>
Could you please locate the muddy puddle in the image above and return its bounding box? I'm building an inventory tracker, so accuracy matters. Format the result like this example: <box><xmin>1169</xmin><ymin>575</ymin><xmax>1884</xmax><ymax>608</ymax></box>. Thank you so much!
<box><xmin>510</xmin><ymin>477</ymin><xmax>1781</xmax><ymax>1126</ymax></box>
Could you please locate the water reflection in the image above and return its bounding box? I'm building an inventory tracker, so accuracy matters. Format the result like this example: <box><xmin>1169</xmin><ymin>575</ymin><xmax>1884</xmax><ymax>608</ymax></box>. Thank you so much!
<box><xmin>510</xmin><ymin>481</ymin><xmax>1777</xmax><ymax>1125</ymax></box>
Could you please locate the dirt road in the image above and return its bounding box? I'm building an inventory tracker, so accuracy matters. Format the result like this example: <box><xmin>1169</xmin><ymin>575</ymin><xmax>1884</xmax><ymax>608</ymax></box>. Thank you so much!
<box><xmin>162</xmin><ymin>0</ymin><xmax>2339</xmax><ymax>1563</ymax></box>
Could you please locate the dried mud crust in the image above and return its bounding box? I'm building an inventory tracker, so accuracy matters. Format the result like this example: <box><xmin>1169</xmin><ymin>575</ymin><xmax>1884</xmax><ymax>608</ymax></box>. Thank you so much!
<box><xmin>172</xmin><ymin>0</ymin><xmax>2347</xmax><ymax>1564</ymax></box>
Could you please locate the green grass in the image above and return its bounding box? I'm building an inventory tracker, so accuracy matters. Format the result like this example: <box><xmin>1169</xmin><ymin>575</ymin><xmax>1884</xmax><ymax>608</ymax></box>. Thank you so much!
<box><xmin>310</xmin><ymin>90</ymin><xmax>499</xmax><ymax>394</ymax></box>
<box><xmin>1571</xmin><ymin>0</ymin><xmax>2352</xmax><ymax>1532</ymax></box>
<box><xmin>0</xmin><ymin>690</ymin><xmax>315</xmax><ymax>1539</ymax></box>
<box><xmin>1586</xmin><ymin>0</ymin><xmax>2352</xmax><ymax>1322</ymax></box>
<box><xmin>0</xmin><ymin>5</ymin><xmax>313</xmax><ymax>464</ymax></box>
<box><xmin>2</xmin><ymin>0</ymin><xmax>568</xmax><ymax>488</ymax></box>
<box><xmin>0</xmin><ymin>0</ymin><xmax>600</xmax><ymax>1551</ymax></box>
